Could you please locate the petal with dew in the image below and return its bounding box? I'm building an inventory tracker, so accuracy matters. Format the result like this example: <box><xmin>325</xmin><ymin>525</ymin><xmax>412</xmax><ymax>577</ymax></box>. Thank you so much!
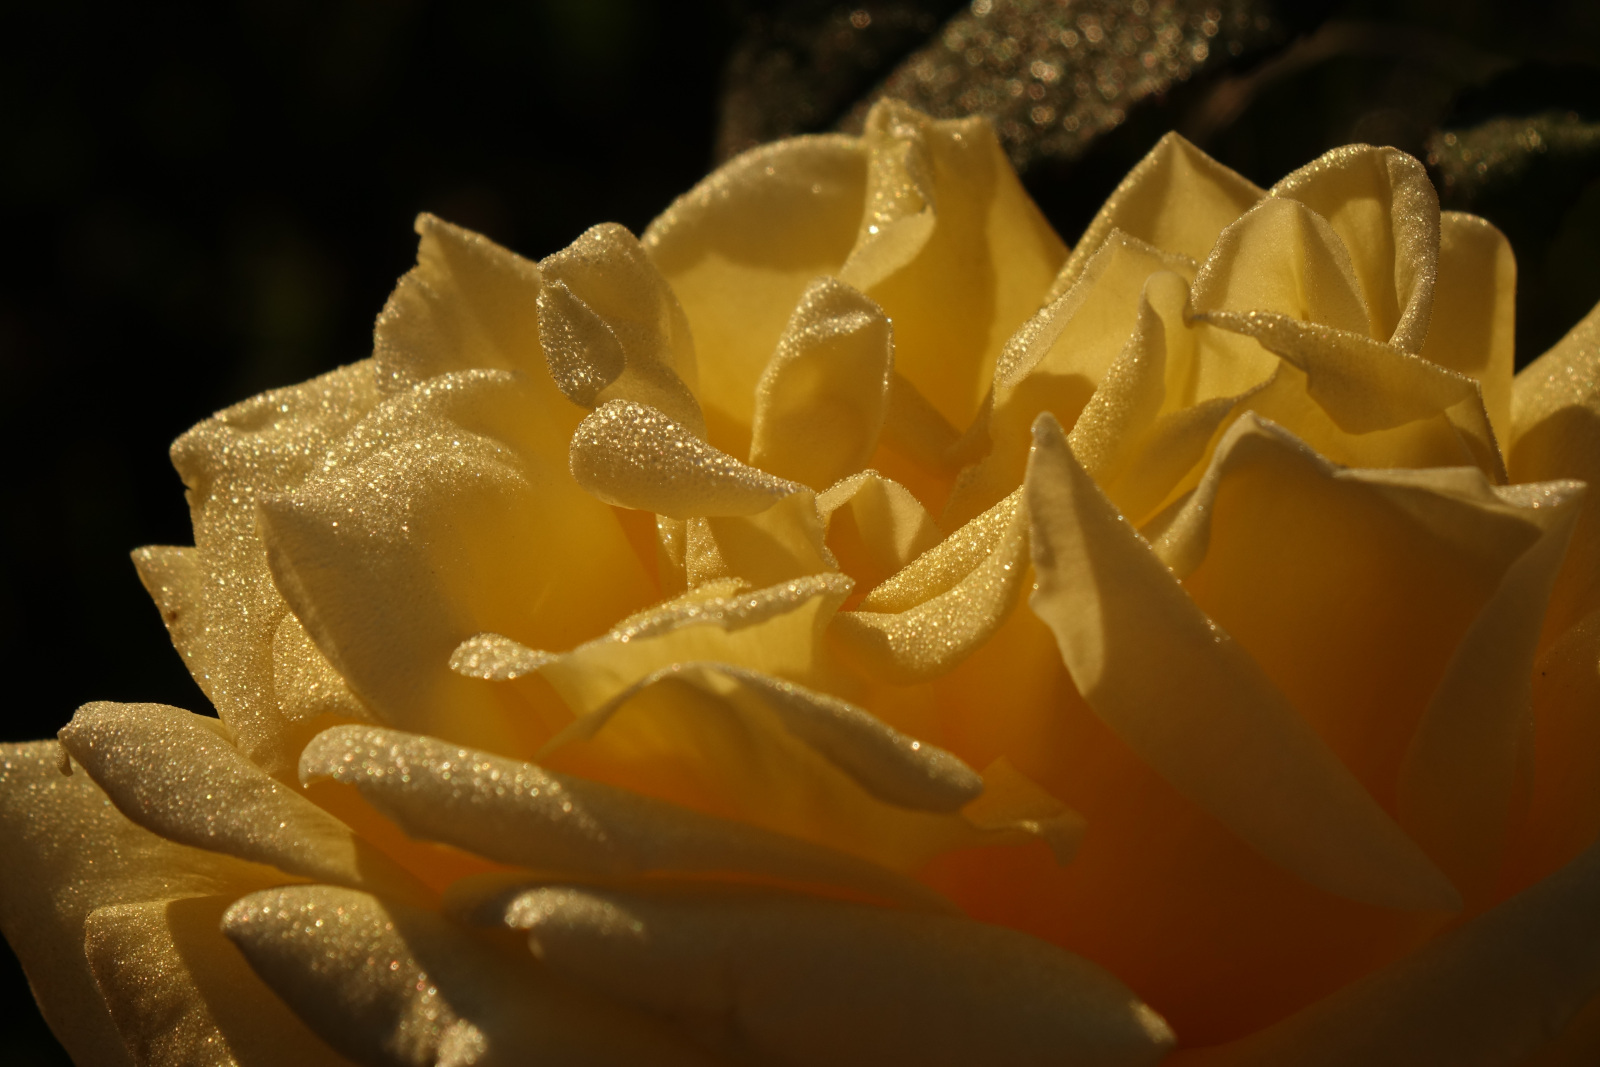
<box><xmin>223</xmin><ymin>885</ymin><xmax>713</xmax><ymax>1067</ymax></box>
<box><xmin>644</xmin><ymin>134</ymin><xmax>868</xmax><ymax>452</ymax></box>
<box><xmin>817</xmin><ymin>471</ymin><xmax>943</xmax><ymax>597</ymax></box>
<box><xmin>455</xmin><ymin>883</ymin><xmax>1174</xmax><ymax>1067</ymax></box>
<box><xmin>1268</xmin><ymin>144</ymin><xmax>1440</xmax><ymax>353</ymax></box>
<box><xmin>165</xmin><ymin>360</ymin><xmax>380</xmax><ymax>774</ymax></box>
<box><xmin>300</xmin><ymin>724</ymin><xmax>944</xmax><ymax>911</ymax></box>
<box><xmin>0</xmin><ymin>741</ymin><xmax>287</xmax><ymax>1067</ymax></box>
<box><xmin>1051</xmin><ymin>130</ymin><xmax>1263</xmax><ymax>300</ymax></box>
<box><xmin>1420</xmin><ymin>211</ymin><xmax>1516</xmax><ymax>445</ymax></box>
<box><xmin>749</xmin><ymin>276</ymin><xmax>893</xmax><ymax>489</ymax></box>
<box><xmin>57</xmin><ymin>701</ymin><xmax>426</xmax><ymax>903</ymax></box>
<box><xmin>1026</xmin><ymin>412</ymin><xmax>1459</xmax><ymax>911</ymax></box>
<box><xmin>86</xmin><ymin>896</ymin><xmax>357</xmax><ymax>1067</ymax></box>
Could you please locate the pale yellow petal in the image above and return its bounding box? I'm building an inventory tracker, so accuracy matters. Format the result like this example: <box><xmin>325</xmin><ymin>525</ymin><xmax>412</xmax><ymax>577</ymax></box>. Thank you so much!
<box><xmin>684</xmin><ymin>490</ymin><xmax>836</xmax><ymax>588</ymax></box>
<box><xmin>1052</xmin><ymin>130</ymin><xmax>1262</xmax><ymax>299</ymax></box>
<box><xmin>1421</xmin><ymin>211</ymin><xmax>1516</xmax><ymax>445</ymax></box>
<box><xmin>373</xmin><ymin>214</ymin><xmax>553</xmax><ymax>394</ymax></box>
<box><xmin>1170</xmin><ymin>832</ymin><xmax>1600</xmax><ymax>1067</ymax></box>
<box><xmin>644</xmin><ymin>134</ymin><xmax>868</xmax><ymax>454</ymax></box>
<box><xmin>570</xmin><ymin>398</ymin><xmax>801</xmax><ymax>517</ymax></box>
<box><xmin>1510</xmin><ymin>298</ymin><xmax>1600</xmax><ymax>642</ymax></box>
<box><xmin>299</xmin><ymin>725</ymin><xmax>941</xmax><ymax>911</ymax></box>
<box><xmin>539</xmin><ymin>222</ymin><xmax>704</xmax><ymax>434</ymax></box>
<box><xmin>132</xmin><ymin>544</ymin><xmax>219</xmax><ymax>706</ymax></box>
<box><xmin>1268</xmin><ymin>144</ymin><xmax>1440</xmax><ymax>353</ymax></box>
<box><xmin>166</xmin><ymin>360</ymin><xmax>381</xmax><ymax>773</ymax></box>
<box><xmin>271</xmin><ymin>611</ymin><xmax>372</xmax><ymax>726</ymax></box>
<box><xmin>57</xmin><ymin>702</ymin><xmax>425</xmax><ymax>903</ymax></box>
<box><xmin>259</xmin><ymin>370</ymin><xmax>652</xmax><ymax>757</ymax></box>
<box><xmin>817</xmin><ymin>471</ymin><xmax>943</xmax><ymax>596</ymax></box>
<box><xmin>832</xmin><ymin>487</ymin><xmax>1029</xmax><ymax>683</ymax></box>
<box><xmin>0</xmin><ymin>741</ymin><xmax>285</xmax><ymax>1067</ymax></box>
<box><xmin>461</xmin><ymin>883</ymin><xmax>1174</xmax><ymax>1067</ymax></box>
<box><xmin>840</xmin><ymin>100</ymin><xmax>1067</xmax><ymax>431</ymax></box>
<box><xmin>223</xmin><ymin>885</ymin><xmax>713</xmax><ymax>1067</ymax></box>
<box><xmin>85</xmin><ymin>896</ymin><xmax>356</xmax><ymax>1067</ymax></box>
<box><xmin>1399</xmin><ymin>480</ymin><xmax>1584</xmax><ymax>903</ymax></box>
<box><xmin>1026</xmin><ymin>412</ymin><xmax>1459</xmax><ymax>911</ymax></box>
<box><xmin>749</xmin><ymin>276</ymin><xmax>893</xmax><ymax>489</ymax></box>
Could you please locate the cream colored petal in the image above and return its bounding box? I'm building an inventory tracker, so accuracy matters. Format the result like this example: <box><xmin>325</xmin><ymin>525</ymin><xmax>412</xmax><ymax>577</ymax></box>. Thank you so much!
<box><xmin>817</xmin><ymin>471</ymin><xmax>943</xmax><ymax>594</ymax></box>
<box><xmin>1399</xmin><ymin>480</ymin><xmax>1584</xmax><ymax>903</ymax></box>
<box><xmin>0</xmin><ymin>741</ymin><xmax>286</xmax><ymax>1067</ymax></box>
<box><xmin>1190</xmin><ymin>197</ymin><xmax>1371</xmax><ymax>334</ymax></box>
<box><xmin>1026</xmin><ymin>413</ymin><xmax>1460</xmax><ymax>911</ymax></box>
<box><xmin>260</xmin><ymin>370</ymin><xmax>652</xmax><ymax>757</ymax></box>
<box><xmin>1420</xmin><ymin>212</ymin><xmax>1516</xmax><ymax>445</ymax></box>
<box><xmin>1052</xmin><ymin>130</ymin><xmax>1263</xmax><ymax>300</ymax></box>
<box><xmin>570</xmin><ymin>398</ymin><xmax>802</xmax><ymax>517</ymax></box>
<box><xmin>300</xmin><ymin>725</ymin><xmax>942</xmax><ymax>911</ymax></box>
<box><xmin>949</xmin><ymin>231</ymin><xmax>1201</xmax><ymax>528</ymax></box>
<box><xmin>1203</xmin><ymin>309</ymin><xmax>1503</xmax><ymax>479</ymax></box>
<box><xmin>840</xmin><ymin>100</ymin><xmax>1067</xmax><ymax>431</ymax></box>
<box><xmin>539</xmin><ymin>222</ymin><xmax>705</xmax><ymax>435</ymax></box>
<box><xmin>1170</xmin><ymin>832</ymin><xmax>1600</xmax><ymax>1067</ymax></box>
<box><xmin>271</xmin><ymin>611</ymin><xmax>372</xmax><ymax>726</ymax></box>
<box><xmin>1268</xmin><ymin>144</ymin><xmax>1440</xmax><ymax>353</ymax></box>
<box><xmin>166</xmin><ymin>360</ymin><xmax>381</xmax><ymax>774</ymax></box>
<box><xmin>539</xmin><ymin>663</ymin><xmax>1061</xmax><ymax>875</ymax></box>
<box><xmin>459</xmin><ymin>573</ymin><xmax>853</xmax><ymax>719</ymax></box>
<box><xmin>86</xmin><ymin>896</ymin><xmax>356</xmax><ymax>1067</ymax></box>
<box><xmin>132</xmin><ymin>544</ymin><xmax>219</xmax><ymax>706</ymax></box>
<box><xmin>373</xmin><ymin>214</ymin><xmax>553</xmax><ymax>394</ymax></box>
<box><xmin>832</xmin><ymin>487</ymin><xmax>1029</xmax><ymax>683</ymax></box>
<box><xmin>459</xmin><ymin>883</ymin><xmax>1174</xmax><ymax>1067</ymax></box>
<box><xmin>223</xmin><ymin>885</ymin><xmax>713</xmax><ymax>1067</ymax></box>
<box><xmin>644</xmin><ymin>134</ymin><xmax>868</xmax><ymax>453</ymax></box>
<box><xmin>684</xmin><ymin>491</ymin><xmax>836</xmax><ymax>588</ymax></box>
<box><xmin>58</xmin><ymin>702</ymin><xmax>425</xmax><ymax>903</ymax></box>
<box><xmin>748</xmin><ymin>276</ymin><xmax>893</xmax><ymax>489</ymax></box>
<box><xmin>1510</xmin><ymin>298</ymin><xmax>1600</xmax><ymax>642</ymax></box>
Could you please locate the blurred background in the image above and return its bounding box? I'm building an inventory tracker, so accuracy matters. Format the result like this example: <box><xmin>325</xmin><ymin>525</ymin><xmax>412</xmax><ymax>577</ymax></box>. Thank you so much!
<box><xmin>1</xmin><ymin>0</ymin><xmax>1597</xmax><ymax>1060</ymax></box>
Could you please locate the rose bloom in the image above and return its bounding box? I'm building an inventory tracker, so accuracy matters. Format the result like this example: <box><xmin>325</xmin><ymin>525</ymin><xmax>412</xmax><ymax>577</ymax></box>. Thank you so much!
<box><xmin>4</xmin><ymin>99</ymin><xmax>1600</xmax><ymax>1066</ymax></box>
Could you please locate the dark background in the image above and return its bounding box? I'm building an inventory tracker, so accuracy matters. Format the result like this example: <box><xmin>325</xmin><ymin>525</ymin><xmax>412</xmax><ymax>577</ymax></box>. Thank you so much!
<box><xmin>1</xmin><ymin>1</ymin><xmax>1596</xmax><ymax>1061</ymax></box>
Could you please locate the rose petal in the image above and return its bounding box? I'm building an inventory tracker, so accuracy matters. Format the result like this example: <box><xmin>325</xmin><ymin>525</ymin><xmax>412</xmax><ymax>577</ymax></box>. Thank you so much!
<box><xmin>839</xmin><ymin>99</ymin><xmax>1066</xmax><ymax>431</ymax></box>
<box><xmin>1511</xmin><ymin>298</ymin><xmax>1600</xmax><ymax>642</ymax></box>
<box><xmin>164</xmin><ymin>360</ymin><xmax>381</xmax><ymax>773</ymax></box>
<box><xmin>1191</xmin><ymin>196</ymin><xmax>1372</xmax><ymax>335</ymax></box>
<box><xmin>131</xmin><ymin>544</ymin><xmax>218</xmax><ymax>704</ymax></box>
<box><xmin>539</xmin><ymin>662</ymin><xmax>1074</xmax><ymax>875</ymax></box>
<box><xmin>223</xmin><ymin>885</ymin><xmax>712</xmax><ymax>1067</ymax></box>
<box><xmin>1051</xmin><ymin>131</ymin><xmax>1263</xmax><ymax>300</ymax></box>
<box><xmin>538</xmin><ymin>222</ymin><xmax>705</xmax><ymax>435</ymax></box>
<box><xmin>1420</xmin><ymin>212</ymin><xmax>1516</xmax><ymax>445</ymax></box>
<box><xmin>300</xmin><ymin>724</ymin><xmax>944</xmax><ymax>911</ymax></box>
<box><xmin>1025</xmin><ymin>412</ymin><xmax>1460</xmax><ymax>911</ymax></box>
<box><xmin>260</xmin><ymin>370</ymin><xmax>653</xmax><ymax>756</ymax></box>
<box><xmin>57</xmin><ymin>701</ymin><xmax>425</xmax><ymax>903</ymax></box>
<box><xmin>684</xmin><ymin>491</ymin><xmax>837</xmax><ymax>588</ymax></box>
<box><xmin>456</xmin><ymin>883</ymin><xmax>1174</xmax><ymax>1067</ymax></box>
<box><xmin>1268</xmin><ymin>144</ymin><xmax>1440</xmax><ymax>354</ymax></box>
<box><xmin>1168</xmin><ymin>832</ymin><xmax>1600</xmax><ymax>1067</ymax></box>
<box><xmin>85</xmin><ymin>896</ymin><xmax>355</xmax><ymax>1067</ymax></box>
<box><xmin>749</xmin><ymin>276</ymin><xmax>893</xmax><ymax>490</ymax></box>
<box><xmin>817</xmin><ymin>471</ymin><xmax>943</xmax><ymax>596</ymax></box>
<box><xmin>0</xmin><ymin>741</ymin><xmax>285</xmax><ymax>1067</ymax></box>
<box><xmin>644</xmin><ymin>134</ymin><xmax>868</xmax><ymax>451</ymax></box>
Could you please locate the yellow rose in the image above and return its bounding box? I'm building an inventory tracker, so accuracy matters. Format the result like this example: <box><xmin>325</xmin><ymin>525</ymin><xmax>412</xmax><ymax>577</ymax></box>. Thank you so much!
<box><xmin>3</xmin><ymin>99</ymin><xmax>1599</xmax><ymax>1065</ymax></box>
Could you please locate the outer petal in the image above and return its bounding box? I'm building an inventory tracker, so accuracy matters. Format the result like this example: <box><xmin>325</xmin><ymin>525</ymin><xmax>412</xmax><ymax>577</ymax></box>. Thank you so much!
<box><xmin>1169</xmin><ymin>832</ymin><xmax>1600</xmax><ymax>1067</ymax></box>
<box><xmin>1025</xmin><ymin>413</ymin><xmax>1458</xmax><ymax>913</ymax></box>
<box><xmin>0</xmin><ymin>741</ymin><xmax>301</xmax><ymax>1066</ymax></box>
<box><xmin>222</xmin><ymin>886</ymin><xmax>713</xmax><ymax>1067</ymax></box>
<box><xmin>643</xmin><ymin>134</ymin><xmax>868</xmax><ymax>453</ymax></box>
<box><xmin>260</xmin><ymin>371</ymin><xmax>653</xmax><ymax>757</ymax></box>
<box><xmin>85</xmin><ymin>896</ymin><xmax>357</xmax><ymax>1067</ymax></box>
<box><xmin>164</xmin><ymin>360</ymin><xmax>381</xmax><ymax>773</ymax></box>
<box><xmin>456</xmin><ymin>883</ymin><xmax>1175</xmax><ymax>1067</ymax></box>
<box><xmin>1420</xmin><ymin>212</ymin><xmax>1516</xmax><ymax>445</ymax></box>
